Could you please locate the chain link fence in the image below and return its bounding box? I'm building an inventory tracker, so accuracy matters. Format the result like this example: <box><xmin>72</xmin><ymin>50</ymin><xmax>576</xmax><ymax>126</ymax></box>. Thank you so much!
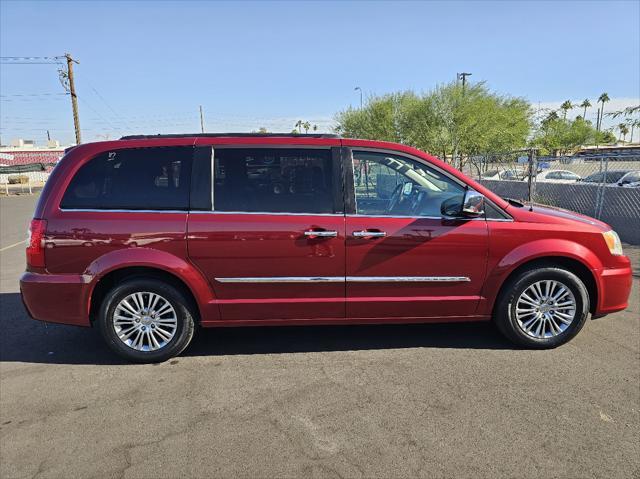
<box><xmin>464</xmin><ymin>149</ymin><xmax>640</xmax><ymax>245</ymax></box>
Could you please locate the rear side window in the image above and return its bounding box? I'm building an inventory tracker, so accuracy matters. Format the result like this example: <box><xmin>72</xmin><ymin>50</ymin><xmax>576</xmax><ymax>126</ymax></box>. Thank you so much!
<box><xmin>61</xmin><ymin>147</ymin><xmax>193</xmax><ymax>210</ymax></box>
<box><xmin>214</xmin><ymin>148</ymin><xmax>336</xmax><ymax>214</ymax></box>
<box><xmin>545</xmin><ymin>171</ymin><xmax>563</xmax><ymax>179</ymax></box>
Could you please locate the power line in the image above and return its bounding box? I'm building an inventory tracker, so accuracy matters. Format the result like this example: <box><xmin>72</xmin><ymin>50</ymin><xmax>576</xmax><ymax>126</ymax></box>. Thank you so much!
<box><xmin>1</xmin><ymin>93</ymin><xmax>69</xmax><ymax>97</ymax></box>
<box><xmin>1</xmin><ymin>56</ymin><xmax>64</xmax><ymax>65</ymax></box>
<box><xmin>76</xmin><ymin>95</ymin><xmax>122</xmax><ymax>132</ymax></box>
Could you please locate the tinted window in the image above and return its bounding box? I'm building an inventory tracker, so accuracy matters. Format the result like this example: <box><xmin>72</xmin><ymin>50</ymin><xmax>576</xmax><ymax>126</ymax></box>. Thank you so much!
<box><xmin>353</xmin><ymin>151</ymin><xmax>464</xmax><ymax>217</ymax></box>
<box><xmin>61</xmin><ymin>147</ymin><xmax>193</xmax><ymax>210</ymax></box>
<box><xmin>214</xmin><ymin>148</ymin><xmax>335</xmax><ymax>214</ymax></box>
<box><xmin>561</xmin><ymin>171</ymin><xmax>580</xmax><ymax>180</ymax></box>
<box><xmin>545</xmin><ymin>171</ymin><xmax>563</xmax><ymax>179</ymax></box>
<box><xmin>604</xmin><ymin>171</ymin><xmax>628</xmax><ymax>183</ymax></box>
<box><xmin>584</xmin><ymin>172</ymin><xmax>603</xmax><ymax>183</ymax></box>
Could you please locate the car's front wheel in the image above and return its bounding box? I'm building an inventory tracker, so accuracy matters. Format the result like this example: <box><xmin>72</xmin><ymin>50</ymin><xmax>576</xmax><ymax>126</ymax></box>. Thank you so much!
<box><xmin>98</xmin><ymin>278</ymin><xmax>195</xmax><ymax>362</ymax></box>
<box><xmin>494</xmin><ymin>267</ymin><xmax>590</xmax><ymax>348</ymax></box>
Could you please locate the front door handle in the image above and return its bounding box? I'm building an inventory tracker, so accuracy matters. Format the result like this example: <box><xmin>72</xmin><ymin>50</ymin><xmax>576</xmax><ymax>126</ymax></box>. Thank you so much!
<box><xmin>353</xmin><ymin>230</ymin><xmax>387</xmax><ymax>238</ymax></box>
<box><xmin>304</xmin><ymin>229</ymin><xmax>338</xmax><ymax>238</ymax></box>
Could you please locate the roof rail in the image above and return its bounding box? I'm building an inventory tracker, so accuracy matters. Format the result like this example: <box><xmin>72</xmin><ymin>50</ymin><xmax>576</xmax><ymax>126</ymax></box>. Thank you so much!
<box><xmin>120</xmin><ymin>132</ymin><xmax>341</xmax><ymax>140</ymax></box>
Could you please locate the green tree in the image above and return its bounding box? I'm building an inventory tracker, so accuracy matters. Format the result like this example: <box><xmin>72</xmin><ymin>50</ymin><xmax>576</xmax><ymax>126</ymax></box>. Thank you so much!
<box><xmin>335</xmin><ymin>82</ymin><xmax>531</xmax><ymax>170</ymax></box>
<box><xmin>579</xmin><ymin>99</ymin><xmax>591</xmax><ymax>120</ymax></box>
<box><xmin>532</xmin><ymin>115</ymin><xmax>615</xmax><ymax>155</ymax></box>
<box><xmin>560</xmin><ymin>100</ymin><xmax>573</xmax><ymax>120</ymax></box>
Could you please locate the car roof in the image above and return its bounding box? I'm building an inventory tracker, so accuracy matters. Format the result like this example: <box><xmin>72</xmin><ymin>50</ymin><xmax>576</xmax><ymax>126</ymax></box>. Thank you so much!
<box><xmin>120</xmin><ymin>133</ymin><xmax>341</xmax><ymax>140</ymax></box>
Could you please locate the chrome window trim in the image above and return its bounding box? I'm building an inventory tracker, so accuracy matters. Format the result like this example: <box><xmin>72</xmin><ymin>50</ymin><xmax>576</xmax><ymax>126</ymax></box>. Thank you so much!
<box><xmin>347</xmin><ymin>213</ymin><xmax>442</xmax><ymax>220</ymax></box>
<box><xmin>57</xmin><ymin>208</ymin><xmax>511</xmax><ymax>221</ymax></box>
<box><xmin>190</xmin><ymin>210</ymin><xmax>343</xmax><ymax>217</ymax></box>
<box><xmin>346</xmin><ymin>213</ymin><xmax>512</xmax><ymax>222</ymax></box>
<box><xmin>58</xmin><ymin>208</ymin><xmax>189</xmax><ymax>214</ymax></box>
<box><xmin>215</xmin><ymin>276</ymin><xmax>471</xmax><ymax>283</ymax></box>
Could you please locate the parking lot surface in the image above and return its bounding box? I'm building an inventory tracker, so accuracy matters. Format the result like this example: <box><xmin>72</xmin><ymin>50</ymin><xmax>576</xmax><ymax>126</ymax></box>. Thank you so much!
<box><xmin>1</xmin><ymin>194</ymin><xmax>638</xmax><ymax>478</ymax></box>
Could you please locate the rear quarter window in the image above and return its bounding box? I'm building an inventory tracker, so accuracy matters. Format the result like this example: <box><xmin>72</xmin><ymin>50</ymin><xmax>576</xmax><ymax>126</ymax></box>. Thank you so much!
<box><xmin>60</xmin><ymin>146</ymin><xmax>194</xmax><ymax>210</ymax></box>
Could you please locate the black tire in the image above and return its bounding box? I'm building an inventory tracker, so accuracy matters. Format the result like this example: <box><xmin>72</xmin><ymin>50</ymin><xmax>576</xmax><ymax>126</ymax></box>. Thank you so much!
<box><xmin>97</xmin><ymin>278</ymin><xmax>195</xmax><ymax>363</ymax></box>
<box><xmin>494</xmin><ymin>267</ymin><xmax>590</xmax><ymax>349</ymax></box>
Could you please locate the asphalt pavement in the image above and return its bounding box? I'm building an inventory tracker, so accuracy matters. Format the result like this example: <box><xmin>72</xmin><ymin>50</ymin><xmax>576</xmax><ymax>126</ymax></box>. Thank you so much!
<box><xmin>1</xmin><ymin>193</ymin><xmax>638</xmax><ymax>478</ymax></box>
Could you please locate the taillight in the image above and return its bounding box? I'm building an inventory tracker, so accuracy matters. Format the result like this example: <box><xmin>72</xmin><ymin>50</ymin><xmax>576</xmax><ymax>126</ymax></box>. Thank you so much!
<box><xmin>26</xmin><ymin>219</ymin><xmax>47</xmax><ymax>268</ymax></box>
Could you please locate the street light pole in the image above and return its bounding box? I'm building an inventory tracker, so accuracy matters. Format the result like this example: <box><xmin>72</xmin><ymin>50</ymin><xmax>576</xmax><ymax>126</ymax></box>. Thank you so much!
<box><xmin>354</xmin><ymin>86</ymin><xmax>363</xmax><ymax>109</ymax></box>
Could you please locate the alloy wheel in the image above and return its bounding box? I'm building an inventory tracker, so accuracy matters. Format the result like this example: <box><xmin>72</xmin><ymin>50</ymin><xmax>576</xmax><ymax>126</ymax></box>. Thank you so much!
<box><xmin>113</xmin><ymin>292</ymin><xmax>178</xmax><ymax>351</ymax></box>
<box><xmin>515</xmin><ymin>280</ymin><xmax>577</xmax><ymax>339</ymax></box>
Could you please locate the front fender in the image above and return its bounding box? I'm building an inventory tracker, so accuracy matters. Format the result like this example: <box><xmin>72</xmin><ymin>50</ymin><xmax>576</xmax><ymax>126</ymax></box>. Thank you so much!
<box><xmin>495</xmin><ymin>239</ymin><xmax>602</xmax><ymax>274</ymax></box>
<box><xmin>84</xmin><ymin>247</ymin><xmax>219</xmax><ymax>321</ymax></box>
<box><xmin>479</xmin><ymin>239</ymin><xmax>602</xmax><ymax>315</ymax></box>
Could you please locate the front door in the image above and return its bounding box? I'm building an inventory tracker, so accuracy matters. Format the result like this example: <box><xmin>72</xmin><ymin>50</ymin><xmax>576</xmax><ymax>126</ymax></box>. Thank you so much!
<box><xmin>345</xmin><ymin>149</ymin><xmax>489</xmax><ymax>321</ymax></box>
<box><xmin>187</xmin><ymin>146</ymin><xmax>346</xmax><ymax>322</ymax></box>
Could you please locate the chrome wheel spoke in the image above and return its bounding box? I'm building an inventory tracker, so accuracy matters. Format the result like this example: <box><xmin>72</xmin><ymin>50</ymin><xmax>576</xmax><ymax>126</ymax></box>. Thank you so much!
<box><xmin>112</xmin><ymin>291</ymin><xmax>178</xmax><ymax>352</ymax></box>
<box><xmin>119</xmin><ymin>300</ymin><xmax>139</xmax><ymax>317</ymax></box>
<box><xmin>515</xmin><ymin>280</ymin><xmax>576</xmax><ymax>339</ymax></box>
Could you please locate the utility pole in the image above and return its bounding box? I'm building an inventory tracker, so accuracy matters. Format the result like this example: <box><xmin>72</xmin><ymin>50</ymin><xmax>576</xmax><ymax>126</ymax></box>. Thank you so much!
<box><xmin>457</xmin><ymin>72</ymin><xmax>472</xmax><ymax>90</ymax></box>
<box><xmin>65</xmin><ymin>53</ymin><xmax>81</xmax><ymax>144</ymax></box>
<box><xmin>199</xmin><ymin>105</ymin><xmax>205</xmax><ymax>133</ymax></box>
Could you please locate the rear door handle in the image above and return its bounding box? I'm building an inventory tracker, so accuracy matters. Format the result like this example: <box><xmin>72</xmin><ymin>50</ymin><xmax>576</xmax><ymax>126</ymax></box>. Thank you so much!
<box><xmin>353</xmin><ymin>230</ymin><xmax>387</xmax><ymax>238</ymax></box>
<box><xmin>304</xmin><ymin>230</ymin><xmax>338</xmax><ymax>238</ymax></box>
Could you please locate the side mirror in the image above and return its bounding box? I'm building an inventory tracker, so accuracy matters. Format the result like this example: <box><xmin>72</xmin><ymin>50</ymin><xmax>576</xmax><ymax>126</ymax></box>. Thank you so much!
<box><xmin>440</xmin><ymin>189</ymin><xmax>485</xmax><ymax>218</ymax></box>
<box><xmin>441</xmin><ymin>196</ymin><xmax>463</xmax><ymax>217</ymax></box>
<box><xmin>462</xmin><ymin>189</ymin><xmax>485</xmax><ymax>217</ymax></box>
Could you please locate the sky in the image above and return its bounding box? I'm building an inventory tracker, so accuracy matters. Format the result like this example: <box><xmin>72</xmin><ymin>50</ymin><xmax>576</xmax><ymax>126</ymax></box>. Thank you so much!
<box><xmin>1</xmin><ymin>0</ymin><xmax>639</xmax><ymax>146</ymax></box>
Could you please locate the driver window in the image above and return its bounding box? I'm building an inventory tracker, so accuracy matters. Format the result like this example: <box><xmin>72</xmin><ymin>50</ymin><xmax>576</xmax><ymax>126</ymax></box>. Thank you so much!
<box><xmin>353</xmin><ymin>151</ymin><xmax>464</xmax><ymax>217</ymax></box>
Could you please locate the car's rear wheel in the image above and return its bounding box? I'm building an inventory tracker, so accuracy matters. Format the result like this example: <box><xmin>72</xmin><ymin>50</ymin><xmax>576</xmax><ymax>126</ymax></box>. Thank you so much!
<box><xmin>494</xmin><ymin>267</ymin><xmax>590</xmax><ymax>348</ymax></box>
<box><xmin>98</xmin><ymin>278</ymin><xmax>195</xmax><ymax>363</ymax></box>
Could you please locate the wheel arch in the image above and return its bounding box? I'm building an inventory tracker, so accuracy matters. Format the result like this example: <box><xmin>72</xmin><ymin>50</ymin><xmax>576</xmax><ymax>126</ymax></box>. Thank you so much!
<box><xmin>492</xmin><ymin>256</ymin><xmax>598</xmax><ymax>316</ymax></box>
<box><xmin>89</xmin><ymin>266</ymin><xmax>202</xmax><ymax>324</ymax></box>
<box><xmin>84</xmin><ymin>248</ymin><xmax>218</xmax><ymax>324</ymax></box>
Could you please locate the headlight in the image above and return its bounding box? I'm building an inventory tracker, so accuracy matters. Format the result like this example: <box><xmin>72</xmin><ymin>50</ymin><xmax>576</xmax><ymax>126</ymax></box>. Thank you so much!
<box><xmin>602</xmin><ymin>230</ymin><xmax>623</xmax><ymax>256</ymax></box>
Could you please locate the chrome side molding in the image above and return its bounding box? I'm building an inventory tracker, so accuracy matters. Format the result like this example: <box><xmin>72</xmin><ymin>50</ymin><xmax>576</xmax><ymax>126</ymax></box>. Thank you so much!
<box><xmin>215</xmin><ymin>276</ymin><xmax>344</xmax><ymax>283</ymax></box>
<box><xmin>346</xmin><ymin>276</ymin><xmax>470</xmax><ymax>282</ymax></box>
<box><xmin>215</xmin><ymin>276</ymin><xmax>471</xmax><ymax>283</ymax></box>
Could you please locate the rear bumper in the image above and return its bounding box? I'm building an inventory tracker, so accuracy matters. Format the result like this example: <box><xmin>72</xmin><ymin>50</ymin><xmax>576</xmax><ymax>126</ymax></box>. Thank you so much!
<box><xmin>594</xmin><ymin>263</ymin><xmax>633</xmax><ymax>316</ymax></box>
<box><xmin>20</xmin><ymin>272</ymin><xmax>92</xmax><ymax>327</ymax></box>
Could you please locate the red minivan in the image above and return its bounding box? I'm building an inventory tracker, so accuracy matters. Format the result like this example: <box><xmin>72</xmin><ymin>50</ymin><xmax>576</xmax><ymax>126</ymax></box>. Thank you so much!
<box><xmin>20</xmin><ymin>134</ymin><xmax>632</xmax><ymax>362</ymax></box>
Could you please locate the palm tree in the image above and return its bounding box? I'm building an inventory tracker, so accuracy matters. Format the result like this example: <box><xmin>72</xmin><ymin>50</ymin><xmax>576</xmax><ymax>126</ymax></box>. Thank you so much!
<box><xmin>560</xmin><ymin>100</ymin><xmax>573</xmax><ymax>120</ymax></box>
<box><xmin>579</xmin><ymin>99</ymin><xmax>591</xmax><ymax>120</ymax></box>
<box><xmin>628</xmin><ymin>119</ymin><xmax>639</xmax><ymax>143</ymax></box>
<box><xmin>597</xmin><ymin>92</ymin><xmax>610</xmax><ymax>131</ymax></box>
<box><xmin>618</xmin><ymin>123</ymin><xmax>629</xmax><ymax>142</ymax></box>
